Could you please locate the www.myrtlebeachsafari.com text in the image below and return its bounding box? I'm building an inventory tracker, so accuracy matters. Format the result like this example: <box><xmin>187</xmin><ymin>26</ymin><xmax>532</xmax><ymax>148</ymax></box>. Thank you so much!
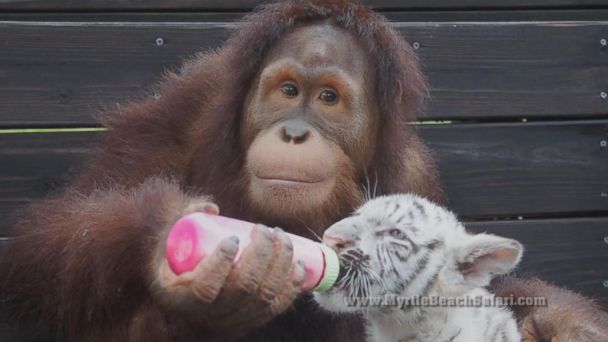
<box><xmin>344</xmin><ymin>294</ymin><xmax>547</xmax><ymax>308</ymax></box>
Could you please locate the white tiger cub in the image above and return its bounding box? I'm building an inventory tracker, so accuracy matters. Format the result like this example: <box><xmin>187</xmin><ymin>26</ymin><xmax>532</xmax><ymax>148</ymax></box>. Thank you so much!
<box><xmin>314</xmin><ymin>194</ymin><xmax>523</xmax><ymax>342</ymax></box>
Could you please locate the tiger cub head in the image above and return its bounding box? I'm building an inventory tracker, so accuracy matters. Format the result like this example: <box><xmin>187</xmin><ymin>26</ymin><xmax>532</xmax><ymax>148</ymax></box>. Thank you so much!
<box><xmin>314</xmin><ymin>194</ymin><xmax>523</xmax><ymax>314</ymax></box>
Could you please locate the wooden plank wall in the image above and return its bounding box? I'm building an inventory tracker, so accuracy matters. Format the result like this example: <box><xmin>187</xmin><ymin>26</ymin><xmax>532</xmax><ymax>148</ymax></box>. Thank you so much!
<box><xmin>0</xmin><ymin>0</ymin><xmax>607</xmax><ymax>11</ymax></box>
<box><xmin>0</xmin><ymin>2</ymin><xmax>607</xmax><ymax>338</ymax></box>
<box><xmin>2</xmin><ymin>21</ymin><xmax>608</xmax><ymax>126</ymax></box>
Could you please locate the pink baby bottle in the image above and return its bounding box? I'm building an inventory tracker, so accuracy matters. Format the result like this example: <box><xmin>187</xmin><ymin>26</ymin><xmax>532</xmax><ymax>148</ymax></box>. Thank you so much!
<box><xmin>165</xmin><ymin>213</ymin><xmax>340</xmax><ymax>292</ymax></box>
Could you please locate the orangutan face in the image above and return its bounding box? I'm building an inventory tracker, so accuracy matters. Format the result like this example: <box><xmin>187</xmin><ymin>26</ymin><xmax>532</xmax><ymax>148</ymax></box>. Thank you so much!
<box><xmin>242</xmin><ymin>22</ymin><xmax>379</xmax><ymax>222</ymax></box>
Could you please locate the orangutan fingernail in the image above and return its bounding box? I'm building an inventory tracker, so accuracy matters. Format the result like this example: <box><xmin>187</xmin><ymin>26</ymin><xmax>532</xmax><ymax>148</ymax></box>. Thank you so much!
<box><xmin>202</xmin><ymin>203</ymin><xmax>217</xmax><ymax>213</ymax></box>
<box><xmin>229</xmin><ymin>236</ymin><xmax>240</xmax><ymax>245</ymax></box>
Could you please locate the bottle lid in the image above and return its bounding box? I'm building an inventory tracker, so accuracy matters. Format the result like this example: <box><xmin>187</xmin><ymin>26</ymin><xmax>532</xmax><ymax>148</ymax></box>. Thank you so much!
<box><xmin>313</xmin><ymin>244</ymin><xmax>340</xmax><ymax>292</ymax></box>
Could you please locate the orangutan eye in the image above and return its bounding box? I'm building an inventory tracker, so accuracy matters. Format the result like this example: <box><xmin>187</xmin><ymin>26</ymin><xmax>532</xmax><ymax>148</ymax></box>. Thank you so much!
<box><xmin>319</xmin><ymin>89</ymin><xmax>337</xmax><ymax>103</ymax></box>
<box><xmin>388</xmin><ymin>228</ymin><xmax>406</xmax><ymax>240</ymax></box>
<box><xmin>281</xmin><ymin>83</ymin><xmax>299</xmax><ymax>97</ymax></box>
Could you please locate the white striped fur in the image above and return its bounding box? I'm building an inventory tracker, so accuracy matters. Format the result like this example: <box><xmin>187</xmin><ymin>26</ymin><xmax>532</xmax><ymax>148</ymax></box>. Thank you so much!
<box><xmin>314</xmin><ymin>194</ymin><xmax>522</xmax><ymax>342</ymax></box>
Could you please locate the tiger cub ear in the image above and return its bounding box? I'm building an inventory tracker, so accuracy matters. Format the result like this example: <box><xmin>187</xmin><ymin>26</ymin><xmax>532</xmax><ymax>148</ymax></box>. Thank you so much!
<box><xmin>452</xmin><ymin>234</ymin><xmax>523</xmax><ymax>287</ymax></box>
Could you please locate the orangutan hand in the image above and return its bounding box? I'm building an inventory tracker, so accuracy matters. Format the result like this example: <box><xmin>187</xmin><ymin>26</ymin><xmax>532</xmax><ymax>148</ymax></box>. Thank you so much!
<box><xmin>495</xmin><ymin>277</ymin><xmax>608</xmax><ymax>342</ymax></box>
<box><xmin>519</xmin><ymin>304</ymin><xmax>608</xmax><ymax>342</ymax></box>
<box><xmin>155</xmin><ymin>200</ymin><xmax>306</xmax><ymax>338</ymax></box>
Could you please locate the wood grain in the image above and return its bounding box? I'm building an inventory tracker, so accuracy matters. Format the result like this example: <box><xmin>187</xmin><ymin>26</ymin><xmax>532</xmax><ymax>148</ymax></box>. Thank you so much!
<box><xmin>1</xmin><ymin>21</ymin><xmax>608</xmax><ymax>126</ymax></box>
<box><xmin>0</xmin><ymin>0</ymin><xmax>606</xmax><ymax>11</ymax></box>
<box><xmin>420</xmin><ymin>120</ymin><xmax>608</xmax><ymax>218</ymax></box>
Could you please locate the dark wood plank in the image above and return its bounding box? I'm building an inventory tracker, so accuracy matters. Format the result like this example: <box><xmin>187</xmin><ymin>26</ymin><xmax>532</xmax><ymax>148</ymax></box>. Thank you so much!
<box><xmin>466</xmin><ymin>217</ymin><xmax>608</xmax><ymax>305</ymax></box>
<box><xmin>0</xmin><ymin>132</ymin><xmax>98</xmax><ymax>234</ymax></box>
<box><xmin>3</xmin><ymin>10</ymin><xmax>608</xmax><ymax>23</ymax></box>
<box><xmin>0</xmin><ymin>238</ymin><xmax>6</xmax><ymax>258</ymax></box>
<box><xmin>0</xmin><ymin>0</ymin><xmax>606</xmax><ymax>11</ymax></box>
<box><xmin>407</xmin><ymin>22</ymin><xmax>608</xmax><ymax>121</ymax></box>
<box><xmin>420</xmin><ymin>120</ymin><xmax>608</xmax><ymax>218</ymax></box>
<box><xmin>0</xmin><ymin>22</ymin><xmax>232</xmax><ymax>126</ymax></box>
<box><xmin>1</xmin><ymin>120</ymin><xmax>607</xmax><ymax>234</ymax></box>
<box><xmin>1</xmin><ymin>20</ymin><xmax>608</xmax><ymax>126</ymax></box>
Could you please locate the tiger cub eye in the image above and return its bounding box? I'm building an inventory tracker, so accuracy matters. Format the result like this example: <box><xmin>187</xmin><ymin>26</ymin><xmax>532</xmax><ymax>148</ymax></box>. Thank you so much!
<box><xmin>388</xmin><ymin>228</ymin><xmax>406</xmax><ymax>239</ymax></box>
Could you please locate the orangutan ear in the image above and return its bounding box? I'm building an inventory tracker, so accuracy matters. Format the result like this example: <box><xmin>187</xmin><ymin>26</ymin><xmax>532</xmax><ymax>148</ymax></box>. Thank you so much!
<box><xmin>452</xmin><ymin>234</ymin><xmax>523</xmax><ymax>287</ymax></box>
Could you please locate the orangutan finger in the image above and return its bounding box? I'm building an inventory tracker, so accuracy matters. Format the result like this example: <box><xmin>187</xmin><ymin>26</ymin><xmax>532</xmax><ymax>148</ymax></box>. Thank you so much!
<box><xmin>190</xmin><ymin>236</ymin><xmax>239</xmax><ymax>303</ymax></box>
<box><xmin>519</xmin><ymin>316</ymin><xmax>545</xmax><ymax>342</ymax></box>
<box><xmin>215</xmin><ymin>228</ymin><xmax>294</xmax><ymax>327</ymax></box>
<box><xmin>226</xmin><ymin>225</ymin><xmax>274</xmax><ymax>294</ymax></box>
<box><xmin>268</xmin><ymin>260</ymin><xmax>306</xmax><ymax>316</ymax></box>
<box><xmin>256</xmin><ymin>227</ymin><xmax>294</xmax><ymax>303</ymax></box>
<box><xmin>228</xmin><ymin>261</ymin><xmax>305</xmax><ymax>331</ymax></box>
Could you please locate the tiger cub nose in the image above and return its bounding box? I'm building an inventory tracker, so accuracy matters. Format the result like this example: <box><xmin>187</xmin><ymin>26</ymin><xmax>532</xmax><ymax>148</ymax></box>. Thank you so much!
<box><xmin>323</xmin><ymin>233</ymin><xmax>355</xmax><ymax>251</ymax></box>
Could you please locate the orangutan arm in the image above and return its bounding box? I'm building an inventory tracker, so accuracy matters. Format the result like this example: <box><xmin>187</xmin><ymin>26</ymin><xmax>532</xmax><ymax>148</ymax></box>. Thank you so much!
<box><xmin>0</xmin><ymin>178</ymin><xmax>190</xmax><ymax>339</ymax></box>
<box><xmin>1</xmin><ymin>176</ymin><xmax>305</xmax><ymax>340</ymax></box>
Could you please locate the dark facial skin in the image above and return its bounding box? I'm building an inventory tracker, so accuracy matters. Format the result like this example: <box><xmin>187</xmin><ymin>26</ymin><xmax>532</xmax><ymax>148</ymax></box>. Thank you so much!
<box><xmin>243</xmin><ymin>23</ymin><xmax>379</xmax><ymax>225</ymax></box>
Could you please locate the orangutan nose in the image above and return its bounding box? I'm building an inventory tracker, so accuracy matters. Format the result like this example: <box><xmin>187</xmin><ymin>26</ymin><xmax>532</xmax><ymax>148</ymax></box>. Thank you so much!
<box><xmin>281</xmin><ymin>120</ymin><xmax>310</xmax><ymax>144</ymax></box>
<box><xmin>323</xmin><ymin>233</ymin><xmax>355</xmax><ymax>252</ymax></box>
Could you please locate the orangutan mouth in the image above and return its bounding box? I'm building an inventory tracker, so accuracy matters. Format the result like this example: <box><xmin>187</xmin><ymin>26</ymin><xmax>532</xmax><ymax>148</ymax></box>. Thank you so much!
<box><xmin>253</xmin><ymin>175</ymin><xmax>328</xmax><ymax>186</ymax></box>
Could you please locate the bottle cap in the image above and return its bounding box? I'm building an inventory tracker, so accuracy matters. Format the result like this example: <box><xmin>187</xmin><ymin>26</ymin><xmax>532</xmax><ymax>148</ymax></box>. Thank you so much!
<box><xmin>313</xmin><ymin>244</ymin><xmax>340</xmax><ymax>292</ymax></box>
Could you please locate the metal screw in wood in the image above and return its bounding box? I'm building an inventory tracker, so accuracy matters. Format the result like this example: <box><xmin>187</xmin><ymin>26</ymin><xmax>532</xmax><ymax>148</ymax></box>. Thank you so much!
<box><xmin>155</xmin><ymin>37</ymin><xmax>165</xmax><ymax>46</ymax></box>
